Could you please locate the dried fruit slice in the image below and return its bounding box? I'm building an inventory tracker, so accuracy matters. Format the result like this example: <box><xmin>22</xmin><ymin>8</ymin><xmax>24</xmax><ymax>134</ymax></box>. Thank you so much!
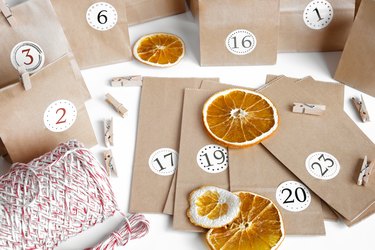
<box><xmin>133</xmin><ymin>32</ymin><xmax>185</xmax><ymax>67</ymax></box>
<box><xmin>187</xmin><ymin>186</ymin><xmax>241</xmax><ymax>229</ymax></box>
<box><xmin>202</xmin><ymin>88</ymin><xmax>279</xmax><ymax>148</ymax></box>
<box><xmin>206</xmin><ymin>191</ymin><xmax>285</xmax><ymax>250</ymax></box>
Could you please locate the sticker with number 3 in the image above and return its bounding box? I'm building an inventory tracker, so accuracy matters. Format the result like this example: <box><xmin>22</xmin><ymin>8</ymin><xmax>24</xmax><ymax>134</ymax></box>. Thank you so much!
<box><xmin>149</xmin><ymin>148</ymin><xmax>178</xmax><ymax>176</ymax></box>
<box><xmin>303</xmin><ymin>0</ymin><xmax>333</xmax><ymax>30</ymax></box>
<box><xmin>306</xmin><ymin>152</ymin><xmax>340</xmax><ymax>180</ymax></box>
<box><xmin>10</xmin><ymin>41</ymin><xmax>45</xmax><ymax>73</ymax></box>
<box><xmin>44</xmin><ymin>100</ymin><xmax>77</xmax><ymax>132</ymax></box>
<box><xmin>86</xmin><ymin>2</ymin><xmax>118</xmax><ymax>31</ymax></box>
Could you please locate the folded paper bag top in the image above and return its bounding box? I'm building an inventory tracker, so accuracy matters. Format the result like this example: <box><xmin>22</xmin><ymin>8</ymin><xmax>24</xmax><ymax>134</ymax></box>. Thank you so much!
<box><xmin>0</xmin><ymin>55</ymin><xmax>97</xmax><ymax>163</ymax></box>
<box><xmin>50</xmin><ymin>0</ymin><xmax>132</xmax><ymax>69</ymax></box>
<box><xmin>0</xmin><ymin>140</ymin><xmax>149</xmax><ymax>249</ymax></box>
<box><xmin>0</xmin><ymin>0</ymin><xmax>70</xmax><ymax>88</ymax></box>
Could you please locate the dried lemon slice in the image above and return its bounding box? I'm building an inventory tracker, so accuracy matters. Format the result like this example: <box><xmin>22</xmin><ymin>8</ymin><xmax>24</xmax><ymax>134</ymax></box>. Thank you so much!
<box><xmin>206</xmin><ymin>191</ymin><xmax>285</xmax><ymax>250</ymax></box>
<box><xmin>133</xmin><ymin>32</ymin><xmax>185</xmax><ymax>67</ymax></box>
<box><xmin>202</xmin><ymin>88</ymin><xmax>279</xmax><ymax>148</ymax></box>
<box><xmin>187</xmin><ymin>186</ymin><xmax>241</xmax><ymax>229</ymax></box>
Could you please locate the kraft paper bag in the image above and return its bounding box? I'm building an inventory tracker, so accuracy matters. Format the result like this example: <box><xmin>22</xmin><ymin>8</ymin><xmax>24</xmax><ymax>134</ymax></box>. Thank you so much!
<box><xmin>230</xmin><ymin>146</ymin><xmax>326</xmax><ymax>235</ymax></box>
<box><xmin>162</xmin><ymin>80</ymin><xmax>233</xmax><ymax>215</ymax></box>
<box><xmin>173</xmin><ymin>89</ymin><xmax>229</xmax><ymax>232</ymax></box>
<box><xmin>200</xmin><ymin>78</ymin><xmax>329</xmax><ymax>232</ymax></box>
<box><xmin>129</xmin><ymin>77</ymin><xmax>218</xmax><ymax>214</ymax></box>
<box><xmin>334</xmin><ymin>0</ymin><xmax>375</xmax><ymax>97</ymax></box>
<box><xmin>51</xmin><ymin>0</ymin><xmax>132</xmax><ymax>69</ymax></box>
<box><xmin>126</xmin><ymin>0</ymin><xmax>186</xmax><ymax>25</ymax></box>
<box><xmin>259</xmin><ymin>76</ymin><xmax>375</xmax><ymax>224</ymax></box>
<box><xmin>198</xmin><ymin>0</ymin><xmax>280</xmax><ymax>66</ymax></box>
<box><xmin>278</xmin><ymin>0</ymin><xmax>355</xmax><ymax>52</ymax></box>
<box><xmin>0</xmin><ymin>0</ymin><xmax>70</xmax><ymax>88</ymax></box>
<box><xmin>0</xmin><ymin>55</ymin><xmax>97</xmax><ymax>163</ymax></box>
<box><xmin>187</xmin><ymin>0</ymin><xmax>198</xmax><ymax>19</ymax></box>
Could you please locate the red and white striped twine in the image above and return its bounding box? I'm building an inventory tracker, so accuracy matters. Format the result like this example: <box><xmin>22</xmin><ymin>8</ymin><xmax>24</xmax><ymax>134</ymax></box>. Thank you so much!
<box><xmin>0</xmin><ymin>140</ymin><xmax>149</xmax><ymax>249</ymax></box>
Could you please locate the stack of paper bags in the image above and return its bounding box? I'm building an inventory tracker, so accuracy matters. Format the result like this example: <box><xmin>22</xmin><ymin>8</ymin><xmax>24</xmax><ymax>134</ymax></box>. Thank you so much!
<box><xmin>129</xmin><ymin>75</ymin><xmax>375</xmax><ymax>237</ymax></box>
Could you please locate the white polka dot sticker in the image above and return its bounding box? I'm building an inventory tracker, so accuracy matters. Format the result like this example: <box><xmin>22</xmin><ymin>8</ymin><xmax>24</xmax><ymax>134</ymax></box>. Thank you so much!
<box><xmin>86</xmin><ymin>2</ymin><xmax>118</xmax><ymax>31</ymax></box>
<box><xmin>43</xmin><ymin>100</ymin><xmax>77</xmax><ymax>133</ymax></box>
<box><xmin>10</xmin><ymin>41</ymin><xmax>45</xmax><ymax>73</ymax></box>
<box><xmin>276</xmin><ymin>181</ymin><xmax>311</xmax><ymax>212</ymax></box>
<box><xmin>149</xmin><ymin>148</ymin><xmax>178</xmax><ymax>176</ymax></box>
<box><xmin>306</xmin><ymin>152</ymin><xmax>340</xmax><ymax>180</ymax></box>
<box><xmin>225</xmin><ymin>29</ymin><xmax>257</xmax><ymax>55</ymax></box>
<box><xmin>196</xmin><ymin>144</ymin><xmax>228</xmax><ymax>174</ymax></box>
<box><xmin>303</xmin><ymin>0</ymin><xmax>333</xmax><ymax>30</ymax></box>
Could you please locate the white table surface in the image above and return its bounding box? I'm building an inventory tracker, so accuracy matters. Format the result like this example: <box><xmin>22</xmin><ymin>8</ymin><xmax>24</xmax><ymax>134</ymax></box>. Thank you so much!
<box><xmin>4</xmin><ymin>1</ymin><xmax>375</xmax><ymax>249</ymax></box>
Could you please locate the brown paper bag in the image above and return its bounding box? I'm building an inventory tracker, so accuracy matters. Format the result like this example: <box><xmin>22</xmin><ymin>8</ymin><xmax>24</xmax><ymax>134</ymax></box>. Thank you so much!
<box><xmin>199</xmin><ymin>79</ymin><xmax>326</xmax><ymax>234</ymax></box>
<box><xmin>51</xmin><ymin>0</ymin><xmax>132</xmax><ymax>69</ymax></box>
<box><xmin>0</xmin><ymin>55</ymin><xmax>97</xmax><ymax>163</ymax></box>
<box><xmin>230</xmin><ymin>146</ymin><xmax>326</xmax><ymax>235</ymax></box>
<box><xmin>278</xmin><ymin>0</ymin><xmax>355</xmax><ymax>52</ymax></box>
<box><xmin>173</xmin><ymin>89</ymin><xmax>229</xmax><ymax>231</ymax></box>
<box><xmin>198</xmin><ymin>0</ymin><xmax>280</xmax><ymax>66</ymax></box>
<box><xmin>334</xmin><ymin>0</ymin><xmax>375</xmax><ymax>97</ymax></box>
<box><xmin>259</xmin><ymin>76</ymin><xmax>375</xmax><ymax>224</ymax></box>
<box><xmin>126</xmin><ymin>0</ymin><xmax>186</xmax><ymax>25</ymax></box>
<box><xmin>0</xmin><ymin>0</ymin><xmax>70</xmax><ymax>88</ymax></box>
<box><xmin>129</xmin><ymin>77</ymin><xmax>218</xmax><ymax>214</ymax></box>
<box><xmin>162</xmin><ymin>80</ymin><xmax>234</xmax><ymax>215</ymax></box>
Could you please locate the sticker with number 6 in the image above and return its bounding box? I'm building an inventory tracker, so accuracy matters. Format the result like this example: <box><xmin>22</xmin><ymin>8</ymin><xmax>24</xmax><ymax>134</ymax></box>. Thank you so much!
<box><xmin>86</xmin><ymin>2</ymin><xmax>118</xmax><ymax>31</ymax></box>
<box><xmin>149</xmin><ymin>148</ymin><xmax>178</xmax><ymax>176</ymax></box>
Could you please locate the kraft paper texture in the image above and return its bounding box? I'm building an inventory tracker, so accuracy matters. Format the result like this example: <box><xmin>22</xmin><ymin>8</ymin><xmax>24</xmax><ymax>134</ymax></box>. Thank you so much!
<box><xmin>0</xmin><ymin>55</ymin><xmax>96</xmax><ymax>163</ymax></box>
<box><xmin>51</xmin><ymin>0</ymin><xmax>132</xmax><ymax>69</ymax></box>
<box><xmin>0</xmin><ymin>0</ymin><xmax>70</xmax><ymax>88</ymax></box>
<box><xmin>129</xmin><ymin>77</ymin><xmax>217</xmax><ymax>214</ymax></box>
<box><xmin>334</xmin><ymin>0</ymin><xmax>375</xmax><ymax>97</ymax></box>
<box><xmin>198</xmin><ymin>0</ymin><xmax>280</xmax><ymax>66</ymax></box>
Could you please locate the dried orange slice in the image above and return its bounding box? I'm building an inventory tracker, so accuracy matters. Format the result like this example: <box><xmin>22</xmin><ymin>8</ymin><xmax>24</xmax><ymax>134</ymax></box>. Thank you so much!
<box><xmin>133</xmin><ymin>33</ymin><xmax>185</xmax><ymax>67</ymax></box>
<box><xmin>202</xmin><ymin>88</ymin><xmax>278</xmax><ymax>148</ymax></box>
<box><xmin>187</xmin><ymin>186</ymin><xmax>241</xmax><ymax>229</ymax></box>
<box><xmin>206</xmin><ymin>191</ymin><xmax>285</xmax><ymax>250</ymax></box>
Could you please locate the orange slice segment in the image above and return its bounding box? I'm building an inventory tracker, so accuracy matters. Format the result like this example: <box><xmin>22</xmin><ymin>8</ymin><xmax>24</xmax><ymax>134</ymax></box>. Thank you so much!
<box><xmin>133</xmin><ymin>33</ymin><xmax>185</xmax><ymax>67</ymax></box>
<box><xmin>202</xmin><ymin>88</ymin><xmax>279</xmax><ymax>148</ymax></box>
<box><xmin>187</xmin><ymin>186</ymin><xmax>241</xmax><ymax>229</ymax></box>
<box><xmin>206</xmin><ymin>191</ymin><xmax>285</xmax><ymax>250</ymax></box>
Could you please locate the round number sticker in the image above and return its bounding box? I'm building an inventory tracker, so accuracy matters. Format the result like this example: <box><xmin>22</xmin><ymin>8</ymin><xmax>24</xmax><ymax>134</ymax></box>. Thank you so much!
<box><xmin>149</xmin><ymin>148</ymin><xmax>178</xmax><ymax>176</ymax></box>
<box><xmin>86</xmin><ymin>2</ymin><xmax>118</xmax><ymax>31</ymax></box>
<box><xmin>303</xmin><ymin>0</ymin><xmax>333</xmax><ymax>30</ymax></box>
<box><xmin>44</xmin><ymin>100</ymin><xmax>77</xmax><ymax>132</ymax></box>
<box><xmin>196</xmin><ymin>144</ymin><xmax>228</xmax><ymax>174</ymax></box>
<box><xmin>306</xmin><ymin>152</ymin><xmax>340</xmax><ymax>180</ymax></box>
<box><xmin>225</xmin><ymin>29</ymin><xmax>257</xmax><ymax>55</ymax></box>
<box><xmin>10</xmin><ymin>41</ymin><xmax>45</xmax><ymax>73</ymax></box>
<box><xmin>276</xmin><ymin>181</ymin><xmax>311</xmax><ymax>212</ymax></box>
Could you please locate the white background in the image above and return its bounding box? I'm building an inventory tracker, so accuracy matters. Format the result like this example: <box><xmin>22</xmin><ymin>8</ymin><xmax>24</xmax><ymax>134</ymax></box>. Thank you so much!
<box><xmin>4</xmin><ymin>1</ymin><xmax>375</xmax><ymax>249</ymax></box>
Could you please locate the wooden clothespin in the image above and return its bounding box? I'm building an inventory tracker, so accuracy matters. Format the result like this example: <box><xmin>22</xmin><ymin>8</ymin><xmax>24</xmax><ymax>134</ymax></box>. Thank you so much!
<box><xmin>105</xmin><ymin>93</ymin><xmax>127</xmax><ymax>118</ymax></box>
<box><xmin>357</xmin><ymin>156</ymin><xmax>374</xmax><ymax>186</ymax></box>
<box><xmin>0</xmin><ymin>1</ymin><xmax>16</xmax><ymax>27</ymax></box>
<box><xmin>111</xmin><ymin>75</ymin><xmax>142</xmax><ymax>87</ymax></box>
<box><xmin>292</xmin><ymin>103</ymin><xmax>326</xmax><ymax>116</ymax></box>
<box><xmin>104</xmin><ymin>150</ymin><xmax>117</xmax><ymax>177</ymax></box>
<box><xmin>351</xmin><ymin>95</ymin><xmax>370</xmax><ymax>122</ymax></box>
<box><xmin>104</xmin><ymin>118</ymin><xmax>114</xmax><ymax>147</ymax></box>
<box><xmin>17</xmin><ymin>66</ymin><xmax>31</xmax><ymax>91</ymax></box>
